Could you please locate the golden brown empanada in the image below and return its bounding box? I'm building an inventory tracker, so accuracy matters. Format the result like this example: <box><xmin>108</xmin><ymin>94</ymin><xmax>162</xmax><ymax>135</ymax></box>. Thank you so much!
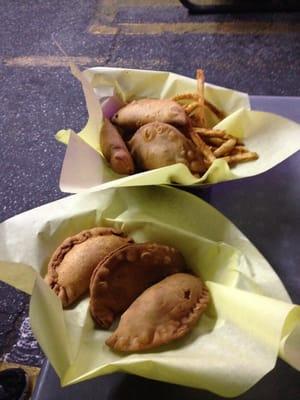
<box><xmin>100</xmin><ymin>118</ymin><xmax>135</xmax><ymax>175</ymax></box>
<box><xmin>128</xmin><ymin>122</ymin><xmax>205</xmax><ymax>174</ymax></box>
<box><xmin>106</xmin><ymin>273</ymin><xmax>209</xmax><ymax>352</ymax></box>
<box><xmin>89</xmin><ymin>243</ymin><xmax>186</xmax><ymax>329</ymax></box>
<box><xmin>111</xmin><ymin>99</ymin><xmax>189</xmax><ymax>131</ymax></box>
<box><xmin>45</xmin><ymin>228</ymin><xmax>132</xmax><ymax>307</ymax></box>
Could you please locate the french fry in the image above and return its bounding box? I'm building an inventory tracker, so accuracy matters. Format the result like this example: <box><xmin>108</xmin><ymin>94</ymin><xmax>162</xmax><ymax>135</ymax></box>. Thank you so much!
<box><xmin>172</xmin><ymin>93</ymin><xmax>199</xmax><ymax>102</ymax></box>
<box><xmin>191</xmin><ymin>131</ymin><xmax>215</xmax><ymax>164</ymax></box>
<box><xmin>203</xmin><ymin>137</ymin><xmax>226</xmax><ymax>147</ymax></box>
<box><xmin>204</xmin><ymin>99</ymin><xmax>226</xmax><ymax>120</ymax></box>
<box><xmin>194</xmin><ymin>128</ymin><xmax>244</xmax><ymax>145</ymax></box>
<box><xmin>231</xmin><ymin>145</ymin><xmax>248</xmax><ymax>154</ymax></box>
<box><xmin>213</xmin><ymin>138</ymin><xmax>237</xmax><ymax>157</ymax></box>
<box><xmin>184</xmin><ymin>102</ymin><xmax>200</xmax><ymax>115</ymax></box>
<box><xmin>172</xmin><ymin>94</ymin><xmax>226</xmax><ymax>122</ymax></box>
<box><xmin>222</xmin><ymin>152</ymin><xmax>259</xmax><ymax>165</ymax></box>
<box><xmin>171</xmin><ymin>71</ymin><xmax>258</xmax><ymax>173</ymax></box>
<box><xmin>193</xmin><ymin>128</ymin><xmax>226</xmax><ymax>137</ymax></box>
<box><xmin>196</xmin><ymin>69</ymin><xmax>206</xmax><ymax>128</ymax></box>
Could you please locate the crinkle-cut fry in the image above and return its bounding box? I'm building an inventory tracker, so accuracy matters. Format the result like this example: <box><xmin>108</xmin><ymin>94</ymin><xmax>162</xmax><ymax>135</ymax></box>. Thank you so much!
<box><xmin>213</xmin><ymin>138</ymin><xmax>237</xmax><ymax>157</ymax></box>
<box><xmin>222</xmin><ymin>152</ymin><xmax>259</xmax><ymax>165</ymax></box>
<box><xmin>204</xmin><ymin>99</ymin><xmax>226</xmax><ymax>120</ymax></box>
<box><xmin>191</xmin><ymin>131</ymin><xmax>215</xmax><ymax>164</ymax></box>
<box><xmin>196</xmin><ymin>69</ymin><xmax>206</xmax><ymax>128</ymax></box>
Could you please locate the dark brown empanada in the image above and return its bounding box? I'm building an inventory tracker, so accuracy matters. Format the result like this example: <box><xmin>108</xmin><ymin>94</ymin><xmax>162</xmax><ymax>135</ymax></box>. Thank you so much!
<box><xmin>45</xmin><ymin>228</ymin><xmax>132</xmax><ymax>307</ymax></box>
<box><xmin>111</xmin><ymin>99</ymin><xmax>188</xmax><ymax>131</ymax></box>
<box><xmin>89</xmin><ymin>243</ymin><xmax>186</xmax><ymax>329</ymax></box>
<box><xmin>128</xmin><ymin>122</ymin><xmax>205</xmax><ymax>174</ymax></box>
<box><xmin>106</xmin><ymin>273</ymin><xmax>209</xmax><ymax>352</ymax></box>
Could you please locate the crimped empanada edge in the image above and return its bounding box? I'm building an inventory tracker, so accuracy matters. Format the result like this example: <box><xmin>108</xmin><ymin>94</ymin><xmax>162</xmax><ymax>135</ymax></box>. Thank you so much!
<box><xmin>106</xmin><ymin>278</ymin><xmax>210</xmax><ymax>352</ymax></box>
<box><xmin>45</xmin><ymin>227</ymin><xmax>128</xmax><ymax>287</ymax></box>
<box><xmin>89</xmin><ymin>243</ymin><xmax>186</xmax><ymax>328</ymax></box>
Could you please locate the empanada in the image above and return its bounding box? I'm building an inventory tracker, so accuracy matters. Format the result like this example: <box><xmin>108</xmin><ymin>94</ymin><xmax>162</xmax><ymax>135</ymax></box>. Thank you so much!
<box><xmin>111</xmin><ymin>99</ymin><xmax>188</xmax><ymax>131</ymax></box>
<box><xmin>89</xmin><ymin>243</ymin><xmax>186</xmax><ymax>328</ymax></box>
<box><xmin>106</xmin><ymin>273</ymin><xmax>209</xmax><ymax>352</ymax></box>
<box><xmin>128</xmin><ymin>122</ymin><xmax>205</xmax><ymax>174</ymax></box>
<box><xmin>45</xmin><ymin>228</ymin><xmax>132</xmax><ymax>307</ymax></box>
<box><xmin>100</xmin><ymin>118</ymin><xmax>135</xmax><ymax>175</ymax></box>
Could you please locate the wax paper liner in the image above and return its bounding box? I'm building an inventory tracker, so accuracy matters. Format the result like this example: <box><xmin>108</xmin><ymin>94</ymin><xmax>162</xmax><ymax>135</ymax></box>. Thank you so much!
<box><xmin>55</xmin><ymin>66</ymin><xmax>300</xmax><ymax>193</ymax></box>
<box><xmin>0</xmin><ymin>186</ymin><xmax>299</xmax><ymax>397</ymax></box>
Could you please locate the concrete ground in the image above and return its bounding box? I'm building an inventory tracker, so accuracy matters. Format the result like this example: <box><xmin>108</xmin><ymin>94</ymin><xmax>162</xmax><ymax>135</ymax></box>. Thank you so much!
<box><xmin>0</xmin><ymin>0</ymin><xmax>299</xmax><ymax>380</ymax></box>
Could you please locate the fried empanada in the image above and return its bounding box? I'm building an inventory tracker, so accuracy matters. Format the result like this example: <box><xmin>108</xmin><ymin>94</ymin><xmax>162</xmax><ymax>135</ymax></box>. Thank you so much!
<box><xmin>111</xmin><ymin>99</ymin><xmax>189</xmax><ymax>131</ymax></box>
<box><xmin>89</xmin><ymin>243</ymin><xmax>186</xmax><ymax>328</ymax></box>
<box><xmin>106</xmin><ymin>273</ymin><xmax>209</xmax><ymax>352</ymax></box>
<box><xmin>128</xmin><ymin>122</ymin><xmax>205</xmax><ymax>174</ymax></box>
<box><xmin>45</xmin><ymin>228</ymin><xmax>132</xmax><ymax>307</ymax></box>
<box><xmin>100</xmin><ymin>118</ymin><xmax>135</xmax><ymax>175</ymax></box>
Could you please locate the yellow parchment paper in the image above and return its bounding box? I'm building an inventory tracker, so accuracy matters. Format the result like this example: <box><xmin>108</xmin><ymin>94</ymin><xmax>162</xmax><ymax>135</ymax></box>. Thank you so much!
<box><xmin>55</xmin><ymin>67</ymin><xmax>300</xmax><ymax>193</ymax></box>
<box><xmin>0</xmin><ymin>186</ymin><xmax>299</xmax><ymax>397</ymax></box>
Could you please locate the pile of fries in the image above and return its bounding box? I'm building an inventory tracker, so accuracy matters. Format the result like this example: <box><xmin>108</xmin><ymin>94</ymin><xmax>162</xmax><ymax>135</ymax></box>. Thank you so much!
<box><xmin>172</xmin><ymin>70</ymin><xmax>259</xmax><ymax>170</ymax></box>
